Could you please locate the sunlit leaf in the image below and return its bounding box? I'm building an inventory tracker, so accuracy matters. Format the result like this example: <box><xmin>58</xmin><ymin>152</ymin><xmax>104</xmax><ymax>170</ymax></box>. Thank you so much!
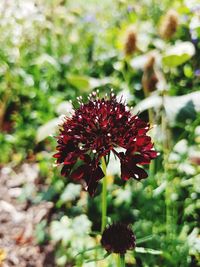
<box><xmin>50</xmin><ymin>216</ymin><xmax>72</xmax><ymax>243</ymax></box>
<box><xmin>56</xmin><ymin>101</ymin><xmax>74</xmax><ymax>115</ymax></box>
<box><xmin>162</xmin><ymin>42</ymin><xmax>195</xmax><ymax>67</ymax></box>
<box><xmin>130</xmin><ymin>54</ymin><xmax>150</xmax><ymax>70</ymax></box>
<box><xmin>132</xmin><ymin>91</ymin><xmax>200</xmax><ymax>125</ymax></box>
<box><xmin>187</xmin><ymin>228</ymin><xmax>200</xmax><ymax>255</ymax></box>
<box><xmin>72</xmin><ymin>215</ymin><xmax>92</xmax><ymax>235</ymax></box>
<box><xmin>164</xmin><ymin>91</ymin><xmax>200</xmax><ymax>125</ymax></box>
<box><xmin>36</xmin><ymin>117</ymin><xmax>64</xmax><ymax>143</ymax></box>
<box><xmin>67</xmin><ymin>75</ymin><xmax>90</xmax><ymax>91</ymax></box>
<box><xmin>135</xmin><ymin>247</ymin><xmax>163</xmax><ymax>255</ymax></box>
<box><xmin>132</xmin><ymin>94</ymin><xmax>162</xmax><ymax>114</ymax></box>
<box><xmin>85</xmin><ymin>252</ymin><xmax>110</xmax><ymax>263</ymax></box>
<box><xmin>136</xmin><ymin>235</ymin><xmax>154</xmax><ymax>244</ymax></box>
<box><xmin>75</xmin><ymin>245</ymin><xmax>101</xmax><ymax>257</ymax></box>
<box><xmin>34</xmin><ymin>54</ymin><xmax>60</xmax><ymax>70</ymax></box>
<box><xmin>67</xmin><ymin>74</ymin><xmax>112</xmax><ymax>91</ymax></box>
<box><xmin>60</xmin><ymin>183</ymin><xmax>82</xmax><ymax>203</ymax></box>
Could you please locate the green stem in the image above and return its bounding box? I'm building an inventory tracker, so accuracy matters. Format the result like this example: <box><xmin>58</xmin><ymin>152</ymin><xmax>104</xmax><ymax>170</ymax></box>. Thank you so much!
<box><xmin>149</xmin><ymin>160</ymin><xmax>155</xmax><ymax>178</ymax></box>
<box><xmin>161</xmin><ymin>96</ymin><xmax>172</xmax><ymax>238</ymax></box>
<box><xmin>101</xmin><ymin>157</ymin><xmax>107</xmax><ymax>233</ymax></box>
<box><xmin>117</xmin><ymin>254</ymin><xmax>125</xmax><ymax>267</ymax></box>
<box><xmin>143</xmin><ymin>85</ymin><xmax>154</xmax><ymax>126</ymax></box>
<box><xmin>143</xmin><ymin>84</ymin><xmax>155</xmax><ymax>178</ymax></box>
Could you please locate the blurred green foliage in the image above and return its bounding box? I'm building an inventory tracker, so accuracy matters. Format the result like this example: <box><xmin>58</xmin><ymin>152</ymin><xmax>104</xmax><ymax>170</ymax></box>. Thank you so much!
<box><xmin>0</xmin><ymin>0</ymin><xmax>200</xmax><ymax>266</ymax></box>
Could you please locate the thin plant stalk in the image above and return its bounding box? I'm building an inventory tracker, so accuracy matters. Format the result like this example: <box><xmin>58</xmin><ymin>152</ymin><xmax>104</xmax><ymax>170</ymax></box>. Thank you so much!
<box><xmin>101</xmin><ymin>156</ymin><xmax>107</xmax><ymax>233</ymax></box>
<box><xmin>161</xmin><ymin>92</ymin><xmax>174</xmax><ymax>238</ymax></box>
<box><xmin>162</xmin><ymin>110</ymin><xmax>172</xmax><ymax>237</ymax></box>
<box><xmin>117</xmin><ymin>254</ymin><xmax>125</xmax><ymax>267</ymax></box>
<box><xmin>143</xmin><ymin>85</ymin><xmax>154</xmax><ymax>126</ymax></box>
<box><xmin>143</xmin><ymin>85</ymin><xmax>155</xmax><ymax>177</ymax></box>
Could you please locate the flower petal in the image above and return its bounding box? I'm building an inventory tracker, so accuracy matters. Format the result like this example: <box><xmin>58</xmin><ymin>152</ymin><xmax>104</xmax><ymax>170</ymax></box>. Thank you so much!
<box><xmin>132</xmin><ymin>166</ymin><xmax>148</xmax><ymax>180</ymax></box>
<box><xmin>86</xmin><ymin>166</ymin><xmax>104</xmax><ymax>196</ymax></box>
<box><xmin>71</xmin><ymin>165</ymin><xmax>86</xmax><ymax>180</ymax></box>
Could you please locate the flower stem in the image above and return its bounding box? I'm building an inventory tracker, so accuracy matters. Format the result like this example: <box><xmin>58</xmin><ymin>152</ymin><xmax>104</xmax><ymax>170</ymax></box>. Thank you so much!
<box><xmin>143</xmin><ymin>85</ymin><xmax>155</xmax><ymax>178</ymax></box>
<box><xmin>117</xmin><ymin>254</ymin><xmax>125</xmax><ymax>267</ymax></box>
<box><xmin>101</xmin><ymin>156</ymin><xmax>107</xmax><ymax>233</ymax></box>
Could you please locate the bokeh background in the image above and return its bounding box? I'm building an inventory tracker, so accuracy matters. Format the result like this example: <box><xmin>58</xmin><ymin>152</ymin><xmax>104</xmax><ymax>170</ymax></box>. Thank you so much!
<box><xmin>0</xmin><ymin>0</ymin><xmax>200</xmax><ymax>266</ymax></box>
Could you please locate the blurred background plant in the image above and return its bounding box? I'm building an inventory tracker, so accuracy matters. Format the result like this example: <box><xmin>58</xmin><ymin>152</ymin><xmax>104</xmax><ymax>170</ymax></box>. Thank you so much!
<box><xmin>0</xmin><ymin>0</ymin><xmax>200</xmax><ymax>266</ymax></box>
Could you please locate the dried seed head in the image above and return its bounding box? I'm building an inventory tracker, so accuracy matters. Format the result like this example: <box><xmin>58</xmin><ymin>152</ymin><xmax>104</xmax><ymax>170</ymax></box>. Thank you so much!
<box><xmin>142</xmin><ymin>55</ymin><xmax>158</xmax><ymax>93</ymax></box>
<box><xmin>159</xmin><ymin>9</ymin><xmax>179</xmax><ymax>40</ymax></box>
<box><xmin>124</xmin><ymin>26</ymin><xmax>137</xmax><ymax>56</ymax></box>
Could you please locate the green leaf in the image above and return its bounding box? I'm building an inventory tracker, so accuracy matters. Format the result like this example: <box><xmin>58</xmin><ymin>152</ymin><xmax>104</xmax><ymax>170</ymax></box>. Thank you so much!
<box><xmin>162</xmin><ymin>42</ymin><xmax>195</xmax><ymax>67</ymax></box>
<box><xmin>34</xmin><ymin>54</ymin><xmax>60</xmax><ymax>70</ymax></box>
<box><xmin>34</xmin><ymin>220</ymin><xmax>47</xmax><ymax>244</ymax></box>
<box><xmin>67</xmin><ymin>74</ymin><xmax>90</xmax><ymax>91</ymax></box>
<box><xmin>136</xmin><ymin>235</ymin><xmax>154</xmax><ymax>244</ymax></box>
<box><xmin>164</xmin><ymin>91</ymin><xmax>200</xmax><ymax>126</ymax></box>
<box><xmin>135</xmin><ymin>247</ymin><xmax>163</xmax><ymax>255</ymax></box>
<box><xmin>75</xmin><ymin>246</ymin><xmax>101</xmax><ymax>257</ymax></box>
<box><xmin>184</xmin><ymin>65</ymin><xmax>193</xmax><ymax>78</ymax></box>
<box><xmin>60</xmin><ymin>183</ymin><xmax>82</xmax><ymax>203</ymax></box>
<box><xmin>50</xmin><ymin>216</ymin><xmax>72</xmax><ymax>243</ymax></box>
<box><xmin>67</xmin><ymin>74</ymin><xmax>112</xmax><ymax>91</ymax></box>
<box><xmin>56</xmin><ymin>101</ymin><xmax>73</xmax><ymax>115</ymax></box>
<box><xmin>132</xmin><ymin>94</ymin><xmax>162</xmax><ymax>114</ymax></box>
<box><xmin>85</xmin><ymin>252</ymin><xmax>110</xmax><ymax>263</ymax></box>
<box><xmin>36</xmin><ymin>117</ymin><xmax>63</xmax><ymax>143</ymax></box>
<box><xmin>132</xmin><ymin>91</ymin><xmax>200</xmax><ymax>126</ymax></box>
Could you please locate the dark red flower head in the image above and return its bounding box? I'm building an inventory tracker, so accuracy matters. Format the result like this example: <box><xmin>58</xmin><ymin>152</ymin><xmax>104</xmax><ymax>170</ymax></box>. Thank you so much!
<box><xmin>53</xmin><ymin>92</ymin><xmax>157</xmax><ymax>196</ymax></box>
<box><xmin>101</xmin><ymin>222</ymin><xmax>136</xmax><ymax>254</ymax></box>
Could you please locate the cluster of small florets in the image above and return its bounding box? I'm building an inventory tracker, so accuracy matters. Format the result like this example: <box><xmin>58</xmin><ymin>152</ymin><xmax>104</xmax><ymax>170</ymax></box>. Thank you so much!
<box><xmin>54</xmin><ymin>91</ymin><xmax>157</xmax><ymax>196</ymax></box>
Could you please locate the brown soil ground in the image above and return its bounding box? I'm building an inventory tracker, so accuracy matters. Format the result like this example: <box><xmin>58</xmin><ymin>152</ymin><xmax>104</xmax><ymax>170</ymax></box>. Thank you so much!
<box><xmin>0</xmin><ymin>163</ymin><xmax>55</xmax><ymax>267</ymax></box>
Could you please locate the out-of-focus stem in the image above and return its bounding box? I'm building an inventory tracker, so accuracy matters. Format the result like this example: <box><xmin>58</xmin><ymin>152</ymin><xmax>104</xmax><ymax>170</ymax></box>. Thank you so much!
<box><xmin>161</xmin><ymin>94</ymin><xmax>172</xmax><ymax>238</ymax></box>
<box><xmin>101</xmin><ymin>157</ymin><xmax>107</xmax><ymax>233</ymax></box>
<box><xmin>143</xmin><ymin>86</ymin><xmax>154</xmax><ymax>177</ymax></box>
<box><xmin>143</xmin><ymin>86</ymin><xmax>154</xmax><ymax>125</ymax></box>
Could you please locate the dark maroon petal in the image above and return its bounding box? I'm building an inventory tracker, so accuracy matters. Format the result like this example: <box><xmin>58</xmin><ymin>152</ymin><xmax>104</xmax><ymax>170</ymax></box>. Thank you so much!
<box><xmin>87</xmin><ymin>180</ymin><xmax>99</xmax><ymax>197</ymax></box>
<box><xmin>143</xmin><ymin>142</ymin><xmax>154</xmax><ymax>150</ymax></box>
<box><xmin>93</xmin><ymin>166</ymin><xmax>105</xmax><ymax>181</ymax></box>
<box><xmin>133</xmin><ymin>154</ymin><xmax>151</xmax><ymax>165</ymax></box>
<box><xmin>53</xmin><ymin>153</ymin><xmax>61</xmax><ymax>158</ymax></box>
<box><xmin>85</xmin><ymin>165</ymin><xmax>104</xmax><ymax>196</ymax></box>
<box><xmin>132</xmin><ymin>166</ymin><xmax>148</xmax><ymax>180</ymax></box>
<box><xmin>120</xmin><ymin>153</ymin><xmax>133</xmax><ymax>181</ymax></box>
<box><xmin>121</xmin><ymin>163</ymin><xmax>132</xmax><ymax>181</ymax></box>
<box><xmin>136</xmin><ymin>136</ymin><xmax>151</xmax><ymax>146</ymax></box>
<box><xmin>120</xmin><ymin>153</ymin><xmax>149</xmax><ymax>181</ymax></box>
<box><xmin>138</xmin><ymin>128</ymin><xmax>148</xmax><ymax>135</ymax></box>
<box><xmin>79</xmin><ymin>154</ymin><xmax>91</xmax><ymax>163</ymax></box>
<box><xmin>61</xmin><ymin>165</ymin><xmax>72</xmax><ymax>176</ymax></box>
<box><xmin>71</xmin><ymin>165</ymin><xmax>86</xmax><ymax>180</ymax></box>
<box><xmin>145</xmin><ymin>150</ymin><xmax>158</xmax><ymax>159</ymax></box>
<box><xmin>63</xmin><ymin>135</ymin><xmax>71</xmax><ymax>144</ymax></box>
<box><xmin>64</xmin><ymin>152</ymin><xmax>77</xmax><ymax>165</ymax></box>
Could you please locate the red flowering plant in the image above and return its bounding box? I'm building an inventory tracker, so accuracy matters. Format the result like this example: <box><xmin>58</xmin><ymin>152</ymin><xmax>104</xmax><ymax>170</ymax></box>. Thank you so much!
<box><xmin>53</xmin><ymin>91</ymin><xmax>157</xmax><ymax>197</ymax></box>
